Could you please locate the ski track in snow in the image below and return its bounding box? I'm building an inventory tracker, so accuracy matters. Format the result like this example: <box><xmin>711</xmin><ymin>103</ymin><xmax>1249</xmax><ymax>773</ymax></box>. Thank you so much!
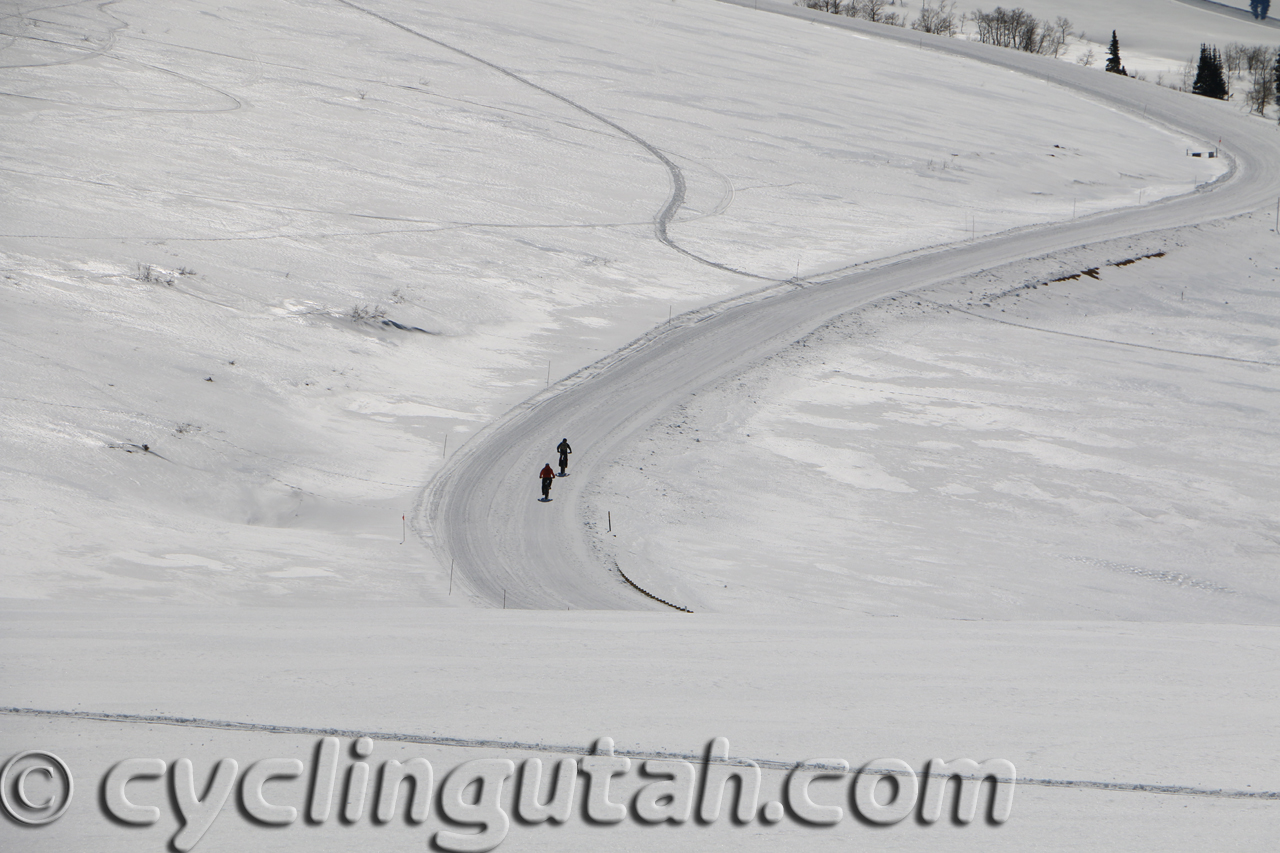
<box><xmin>0</xmin><ymin>0</ymin><xmax>123</xmax><ymax>70</ymax></box>
<box><xmin>421</xmin><ymin>0</ymin><xmax>1280</xmax><ymax>612</ymax></box>
<box><xmin>0</xmin><ymin>0</ymin><xmax>242</xmax><ymax>111</ymax></box>
<box><xmin>333</xmin><ymin>0</ymin><xmax>769</xmax><ymax>281</ymax></box>
<box><xmin>5</xmin><ymin>705</ymin><xmax>1278</xmax><ymax>801</ymax></box>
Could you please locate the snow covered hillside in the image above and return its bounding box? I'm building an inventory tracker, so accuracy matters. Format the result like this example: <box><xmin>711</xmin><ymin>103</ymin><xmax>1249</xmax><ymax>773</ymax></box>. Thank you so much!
<box><xmin>2</xmin><ymin>0</ymin><xmax>1278</xmax><ymax>851</ymax></box>
<box><xmin>1</xmin><ymin>0</ymin><xmax>1230</xmax><ymax>601</ymax></box>
<box><xmin>597</xmin><ymin>211</ymin><xmax>1280</xmax><ymax>622</ymax></box>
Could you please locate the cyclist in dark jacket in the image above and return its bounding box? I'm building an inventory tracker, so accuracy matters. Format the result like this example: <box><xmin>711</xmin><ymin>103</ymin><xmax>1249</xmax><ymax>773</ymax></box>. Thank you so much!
<box><xmin>556</xmin><ymin>438</ymin><xmax>572</xmax><ymax>476</ymax></box>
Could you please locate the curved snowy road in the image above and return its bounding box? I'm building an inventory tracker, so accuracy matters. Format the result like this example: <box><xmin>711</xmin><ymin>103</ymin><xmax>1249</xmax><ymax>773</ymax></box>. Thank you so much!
<box><xmin>423</xmin><ymin>3</ymin><xmax>1280</xmax><ymax>610</ymax></box>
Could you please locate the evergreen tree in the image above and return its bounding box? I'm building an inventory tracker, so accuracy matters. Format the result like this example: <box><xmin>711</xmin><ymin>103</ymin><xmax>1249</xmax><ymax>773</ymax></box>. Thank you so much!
<box><xmin>1249</xmin><ymin>1</ymin><xmax>1271</xmax><ymax>20</ymax></box>
<box><xmin>1192</xmin><ymin>44</ymin><xmax>1229</xmax><ymax>100</ymax></box>
<box><xmin>1105</xmin><ymin>31</ymin><xmax>1127</xmax><ymax>76</ymax></box>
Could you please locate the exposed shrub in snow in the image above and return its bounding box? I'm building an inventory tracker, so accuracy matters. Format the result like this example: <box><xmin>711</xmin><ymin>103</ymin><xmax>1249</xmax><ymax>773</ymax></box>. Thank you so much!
<box><xmin>134</xmin><ymin>263</ymin><xmax>174</xmax><ymax>286</ymax></box>
<box><xmin>348</xmin><ymin>304</ymin><xmax>388</xmax><ymax>324</ymax></box>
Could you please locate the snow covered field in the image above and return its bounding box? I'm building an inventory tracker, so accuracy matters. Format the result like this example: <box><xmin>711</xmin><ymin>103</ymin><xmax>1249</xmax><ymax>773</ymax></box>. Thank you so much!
<box><xmin>1</xmin><ymin>0</ymin><xmax>1233</xmax><ymax>600</ymax></box>
<box><xmin>3</xmin><ymin>0</ymin><xmax>1278</xmax><ymax>850</ymax></box>
<box><xmin>5</xmin><ymin>607</ymin><xmax>1277</xmax><ymax>851</ymax></box>
<box><xmin>598</xmin><ymin>212</ymin><xmax>1280</xmax><ymax>622</ymax></box>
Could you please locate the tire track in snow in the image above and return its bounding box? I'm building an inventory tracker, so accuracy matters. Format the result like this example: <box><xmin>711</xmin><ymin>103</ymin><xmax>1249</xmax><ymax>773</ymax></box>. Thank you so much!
<box><xmin>333</xmin><ymin>0</ymin><xmax>772</xmax><ymax>280</ymax></box>
<box><xmin>5</xmin><ymin>706</ymin><xmax>1278</xmax><ymax>800</ymax></box>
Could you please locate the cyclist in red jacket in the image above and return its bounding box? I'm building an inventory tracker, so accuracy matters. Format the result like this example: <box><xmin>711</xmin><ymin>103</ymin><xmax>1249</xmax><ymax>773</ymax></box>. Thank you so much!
<box><xmin>539</xmin><ymin>463</ymin><xmax>556</xmax><ymax>501</ymax></box>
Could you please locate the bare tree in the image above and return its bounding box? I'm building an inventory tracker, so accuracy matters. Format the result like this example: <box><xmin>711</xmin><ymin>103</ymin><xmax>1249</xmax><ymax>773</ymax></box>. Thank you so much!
<box><xmin>912</xmin><ymin>1</ymin><xmax>959</xmax><ymax>36</ymax></box>
<box><xmin>852</xmin><ymin>0</ymin><xmax>891</xmax><ymax>22</ymax></box>
<box><xmin>1245</xmin><ymin>62</ymin><xmax>1275</xmax><ymax>115</ymax></box>
<box><xmin>1054</xmin><ymin>17</ymin><xmax>1072</xmax><ymax>45</ymax></box>
<box><xmin>1180</xmin><ymin>57</ymin><xmax>1196</xmax><ymax>91</ymax></box>
<box><xmin>822</xmin><ymin>0</ymin><xmax>904</xmax><ymax>25</ymax></box>
<box><xmin>1046</xmin><ymin>16</ymin><xmax>1072</xmax><ymax>57</ymax></box>
<box><xmin>971</xmin><ymin>7</ymin><xmax>1052</xmax><ymax>53</ymax></box>
<box><xmin>1245</xmin><ymin>44</ymin><xmax>1273</xmax><ymax>74</ymax></box>
<box><xmin>1223</xmin><ymin>42</ymin><xmax>1248</xmax><ymax>77</ymax></box>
